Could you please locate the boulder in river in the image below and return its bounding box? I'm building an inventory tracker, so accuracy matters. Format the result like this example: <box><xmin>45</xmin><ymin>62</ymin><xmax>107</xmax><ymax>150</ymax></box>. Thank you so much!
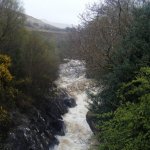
<box><xmin>63</xmin><ymin>98</ymin><xmax>76</xmax><ymax>108</ymax></box>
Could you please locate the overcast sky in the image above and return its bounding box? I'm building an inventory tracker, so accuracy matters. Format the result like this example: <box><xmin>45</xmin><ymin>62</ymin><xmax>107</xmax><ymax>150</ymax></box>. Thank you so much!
<box><xmin>22</xmin><ymin>0</ymin><xmax>98</xmax><ymax>25</ymax></box>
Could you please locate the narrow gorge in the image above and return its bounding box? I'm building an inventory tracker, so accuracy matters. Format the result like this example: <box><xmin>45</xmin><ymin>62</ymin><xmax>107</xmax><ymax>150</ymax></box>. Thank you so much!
<box><xmin>53</xmin><ymin>59</ymin><xmax>96</xmax><ymax>150</ymax></box>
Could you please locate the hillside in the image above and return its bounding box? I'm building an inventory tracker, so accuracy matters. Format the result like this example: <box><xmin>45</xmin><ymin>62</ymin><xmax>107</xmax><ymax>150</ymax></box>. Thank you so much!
<box><xmin>25</xmin><ymin>14</ymin><xmax>67</xmax><ymax>34</ymax></box>
<box><xmin>25</xmin><ymin>14</ymin><xmax>70</xmax><ymax>60</ymax></box>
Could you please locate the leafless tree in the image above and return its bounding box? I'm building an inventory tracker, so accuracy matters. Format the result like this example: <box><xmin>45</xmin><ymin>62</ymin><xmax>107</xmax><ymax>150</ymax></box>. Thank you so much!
<box><xmin>0</xmin><ymin>0</ymin><xmax>24</xmax><ymax>52</ymax></box>
<box><xmin>70</xmin><ymin>0</ymin><xmax>146</xmax><ymax>77</ymax></box>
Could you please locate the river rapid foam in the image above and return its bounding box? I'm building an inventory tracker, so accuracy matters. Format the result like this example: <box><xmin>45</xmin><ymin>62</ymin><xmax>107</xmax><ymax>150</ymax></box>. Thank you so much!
<box><xmin>53</xmin><ymin>59</ymin><xmax>95</xmax><ymax>150</ymax></box>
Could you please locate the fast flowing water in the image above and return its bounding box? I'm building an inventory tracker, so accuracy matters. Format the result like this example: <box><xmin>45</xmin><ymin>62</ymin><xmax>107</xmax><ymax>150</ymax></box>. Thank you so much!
<box><xmin>54</xmin><ymin>59</ymin><xmax>95</xmax><ymax>150</ymax></box>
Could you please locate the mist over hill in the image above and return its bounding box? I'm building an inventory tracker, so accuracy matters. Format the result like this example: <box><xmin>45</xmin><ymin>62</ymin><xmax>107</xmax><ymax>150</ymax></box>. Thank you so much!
<box><xmin>41</xmin><ymin>19</ymin><xmax>72</xmax><ymax>29</ymax></box>
<box><xmin>25</xmin><ymin>14</ymin><xmax>68</xmax><ymax>33</ymax></box>
<box><xmin>24</xmin><ymin>14</ymin><xmax>72</xmax><ymax>61</ymax></box>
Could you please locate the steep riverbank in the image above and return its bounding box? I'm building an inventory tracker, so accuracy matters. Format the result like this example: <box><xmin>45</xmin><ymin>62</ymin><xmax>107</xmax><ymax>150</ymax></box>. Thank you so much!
<box><xmin>3</xmin><ymin>86</ymin><xmax>75</xmax><ymax>150</ymax></box>
<box><xmin>3</xmin><ymin>59</ymin><xmax>95</xmax><ymax>150</ymax></box>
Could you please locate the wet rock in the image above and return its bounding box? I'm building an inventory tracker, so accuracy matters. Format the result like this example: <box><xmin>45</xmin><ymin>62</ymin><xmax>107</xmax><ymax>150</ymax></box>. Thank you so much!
<box><xmin>86</xmin><ymin>111</ymin><xmax>98</xmax><ymax>134</ymax></box>
<box><xmin>63</xmin><ymin>98</ymin><xmax>76</xmax><ymax>108</ymax></box>
<box><xmin>4</xmin><ymin>89</ymin><xmax>72</xmax><ymax>150</ymax></box>
<box><xmin>5</xmin><ymin>125</ymin><xmax>59</xmax><ymax>150</ymax></box>
<box><xmin>51</xmin><ymin>119</ymin><xmax>66</xmax><ymax>136</ymax></box>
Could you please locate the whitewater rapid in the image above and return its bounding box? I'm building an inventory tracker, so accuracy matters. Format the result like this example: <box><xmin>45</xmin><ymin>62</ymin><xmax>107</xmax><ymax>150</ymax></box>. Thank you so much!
<box><xmin>53</xmin><ymin>59</ymin><xmax>94</xmax><ymax>150</ymax></box>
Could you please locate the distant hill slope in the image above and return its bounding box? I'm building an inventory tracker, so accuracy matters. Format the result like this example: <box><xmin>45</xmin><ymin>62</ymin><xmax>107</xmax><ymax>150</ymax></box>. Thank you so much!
<box><xmin>25</xmin><ymin>15</ymin><xmax>66</xmax><ymax>33</ymax></box>
<box><xmin>41</xmin><ymin>19</ymin><xmax>72</xmax><ymax>29</ymax></box>
<box><xmin>24</xmin><ymin>15</ymin><xmax>70</xmax><ymax>59</ymax></box>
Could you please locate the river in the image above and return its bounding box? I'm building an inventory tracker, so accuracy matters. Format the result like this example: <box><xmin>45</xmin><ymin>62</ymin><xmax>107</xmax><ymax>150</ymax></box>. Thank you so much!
<box><xmin>53</xmin><ymin>59</ymin><xmax>95</xmax><ymax>150</ymax></box>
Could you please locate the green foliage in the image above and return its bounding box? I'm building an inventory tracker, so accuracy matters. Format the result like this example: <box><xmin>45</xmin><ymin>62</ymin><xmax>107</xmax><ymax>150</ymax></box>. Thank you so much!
<box><xmin>90</xmin><ymin>2</ymin><xmax>150</xmax><ymax>114</ymax></box>
<box><xmin>18</xmin><ymin>32</ymin><xmax>59</xmax><ymax>98</ymax></box>
<box><xmin>0</xmin><ymin>54</ymin><xmax>12</xmax><ymax>83</ymax></box>
<box><xmin>0</xmin><ymin>54</ymin><xmax>15</xmax><ymax>108</ymax></box>
<box><xmin>0</xmin><ymin>0</ymin><xmax>59</xmax><ymax>147</ymax></box>
<box><xmin>0</xmin><ymin>0</ymin><xmax>59</xmax><ymax>105</ymax></box>
<box><xmin>0</xmin><ymin>0</ymin><xmax>24</xmax><ymax>54</ymax></box>
<box><xmin>117</xmin><ymin>67</ymin><xmax>150</xmax><ymax>104</ymax></box>
<box><xmin>99</xmin><ymin>67</ymin><xmax>150</xmax><ymax>150</ymax></box>
<box><xmin>87</xmin><ymin>2</ymin><xmax>150</xmax><ymax>150</ymax></box>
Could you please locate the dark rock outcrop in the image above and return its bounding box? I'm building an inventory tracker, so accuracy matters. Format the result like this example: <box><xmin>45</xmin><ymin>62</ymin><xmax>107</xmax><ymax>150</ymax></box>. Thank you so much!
<box><xmin>4</xmin><ymin>88</ymin><xmax>76</xmax><ymax>150</ymax></box>
<box><xmin>86</xmin><ymin>111</ymin><xmax>98</xmax><ymax>134</ymax></box>
<box><xmin>63</xmin><ymin>98</ymin><xmax>76</xmax><ymax>108</ymax></box>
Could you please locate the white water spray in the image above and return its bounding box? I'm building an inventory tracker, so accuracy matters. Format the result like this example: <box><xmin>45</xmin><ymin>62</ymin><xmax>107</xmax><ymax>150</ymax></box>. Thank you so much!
<box><xmin>53</xmin><ymin>59</ymin><xmax>94</xmax><ymax>150</ymax></box>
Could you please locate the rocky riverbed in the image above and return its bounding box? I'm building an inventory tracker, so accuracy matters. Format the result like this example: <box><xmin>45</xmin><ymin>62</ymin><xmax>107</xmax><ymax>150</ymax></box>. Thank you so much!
<box><xmin>4</xmin><ymin>86</ymin><xmax>76</xmax><ymax>150</ymax></box>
